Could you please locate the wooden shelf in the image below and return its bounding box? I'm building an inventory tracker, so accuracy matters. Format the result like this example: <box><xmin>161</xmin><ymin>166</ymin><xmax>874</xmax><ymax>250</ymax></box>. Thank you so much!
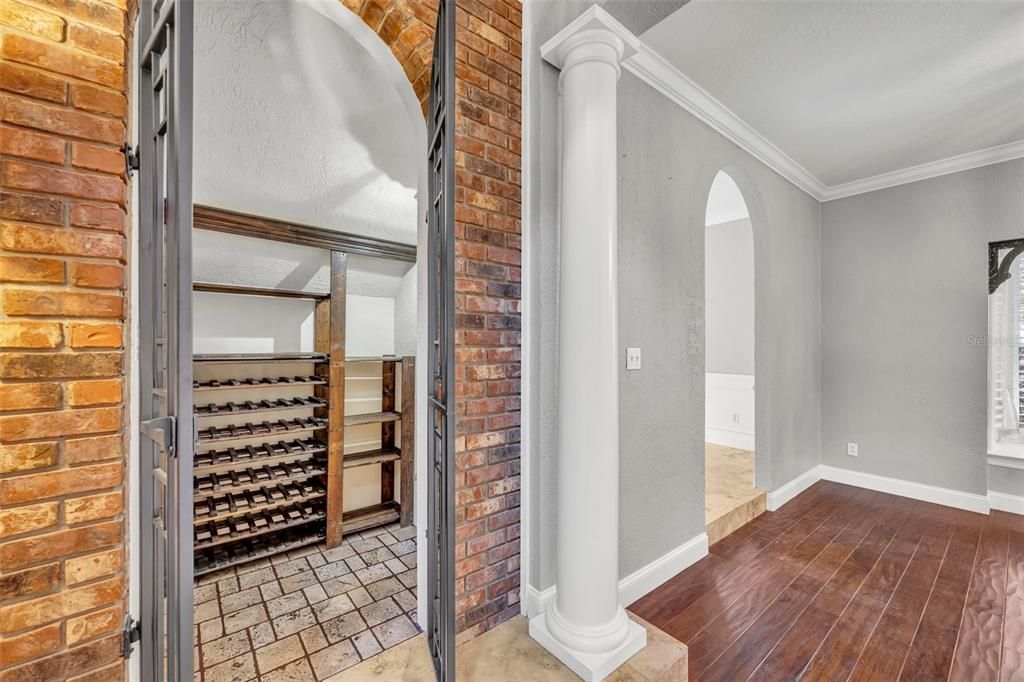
<box><xmin>194</xmin><ymin>499</ymin><xmax>325</xmax><ymax>550</ymax></box>
<box><xmin>194</xmin><ymin>353</ymin><xmax>328</xmax><ymax>365</ymax></box>
<box><xmin>194</xmin><ymin>282</ymin><xmax>329</xmax><ymax>300</ymax></box>
<box><xmin>194</xmin><ymin>438</ymin><xmax>325</xmax><ymax>475</ymax></box>
<box><xmin>194</xmin><ymin>375</ymin><xmax>327</xmax><ymax>392</ymax></box>
<box><xmin>346</xmin><ymin>356</ymin><xmax>401</xmax><ymax>363</ymax></box>
<box><xmin>338</xmin><ymin>356</ymin><xmax>415</xmax><ymax>534</ymax></box>
<box><xmin>342</xmin><ymin>501</ymin><xmax>400</xmax><ymax>535</ymax></box>
<box><xmin>343</xmin><ymin>447</ymin><xmax>400</xmax><ymax>470</ymax></box>
<box><xmin>197</xmin><ymin>417</ymin><xmax>327</xmax><ymax>445</ymax></box>
<box><xmin>195</xmin><ymin>396</ymin><xmax>327</xmax><ymax>417</ymax></box>
<box><xmin>194</xmin><ymin>524</ymin><xmax>325</xmax><ymax>576</ymax></box>
<box><xmin>194</xmin><ymin>459</ymin><xmax>326</xmax><ymax>499</ymax></box>
<box><xmin>344</xmin><ymin>410</ymin><xmax>401</xmax><ymax>427</ymax></box>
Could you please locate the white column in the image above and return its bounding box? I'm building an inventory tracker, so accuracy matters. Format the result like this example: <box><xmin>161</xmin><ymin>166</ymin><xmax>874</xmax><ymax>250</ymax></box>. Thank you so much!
<box><xmin>529</xmin><ymin>8</ymin><xmax>645</xmax><ymax>682</ymax></box>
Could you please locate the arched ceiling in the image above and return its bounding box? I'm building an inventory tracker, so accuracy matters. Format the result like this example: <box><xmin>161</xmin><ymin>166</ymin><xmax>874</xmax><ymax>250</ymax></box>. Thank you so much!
<box><xmin>194</xmin><ymin>0</ymin><xmax>420</xmax><ymax>244</ymax></box>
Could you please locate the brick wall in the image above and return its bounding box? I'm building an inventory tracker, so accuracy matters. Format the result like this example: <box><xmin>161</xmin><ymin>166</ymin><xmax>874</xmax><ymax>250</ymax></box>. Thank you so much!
<box><xmin>341</xmin><ymin>0</ymin><xmax>438</xmax><ymax>111</ymax></box>
<box><xmin>343</xmin><ymin>0</ymin><xmax>524</xmax><ymax>644</ymax></box>
<box><xmin>184</xmin><ymin>4</ymin><xmax>527</xmax><ymax>650</ymax></box>
<box><xmin>452</xmin><ymin>0</ymin><xmax>522</xmax><ymax>643</ymax></box>
<box><xmin>0</xmin><ymin>0</ymin><xmax>130</xmax><ymax>680</ymax></box>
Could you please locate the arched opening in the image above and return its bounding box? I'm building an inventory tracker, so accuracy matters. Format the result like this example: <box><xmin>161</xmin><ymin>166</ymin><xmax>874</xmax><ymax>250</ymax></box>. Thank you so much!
<box><xmin>704</xmin><ymin>170</ymin><xmax>766</xmax><ymax>544</ymax></box>
<box><xmin>186</xmin><ymin>1</ymin><xmax>434</xmax><ymax>675</ymax></box>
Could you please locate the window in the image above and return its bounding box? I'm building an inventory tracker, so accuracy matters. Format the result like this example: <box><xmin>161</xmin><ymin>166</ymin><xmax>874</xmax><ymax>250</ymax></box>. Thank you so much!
<box><xmin>989</xmin><ymin>240</ymin><xmax>1024</xmax><ymax>459</ymax></box>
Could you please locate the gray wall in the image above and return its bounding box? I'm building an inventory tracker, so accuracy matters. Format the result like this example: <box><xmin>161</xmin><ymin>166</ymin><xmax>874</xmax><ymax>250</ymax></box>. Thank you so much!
<box><xmin>989</xmin><ymin>465</ymin><xmax>1024</xmax><ymax>497</ymax></box>
<box><xmin>821</xmin><ymin>159</ymin><xmax>1024</xmax><ymax>497</ymax></box>
<box><xmin>526</xmin><ymin>1</ymin><xmax>821</xmax><ymax>591</ymax></box>
<box><xmin>706</xmin><ymin>218</ymin><xmax>755</xmax><ymax>375</ymax></box>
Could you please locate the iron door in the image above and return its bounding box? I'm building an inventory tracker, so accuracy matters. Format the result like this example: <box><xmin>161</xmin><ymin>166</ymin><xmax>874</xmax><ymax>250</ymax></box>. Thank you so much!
<box><xmin>426</xmin><ymin>1</ymin><xmax>456</xmax><ymax>679</ymax></box>
<box><xmin>136</xmin><ymin>0</ymin><xmax>194</xmax><ymax>679</ymax></box>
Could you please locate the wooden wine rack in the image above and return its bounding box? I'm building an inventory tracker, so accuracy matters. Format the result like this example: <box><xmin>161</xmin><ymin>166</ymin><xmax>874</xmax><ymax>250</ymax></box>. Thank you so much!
<box><xmin>191</xmin><ymin>281</ymin><xmax>338</xmax><ymax>576</ymax></box>
<box><xmin>191</xmin><ymin>268</ymin><xmax>415</xmax><ymax>576</ymax></box>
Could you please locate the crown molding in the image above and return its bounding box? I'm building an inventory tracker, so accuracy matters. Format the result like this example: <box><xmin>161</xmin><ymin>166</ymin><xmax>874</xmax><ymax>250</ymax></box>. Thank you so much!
<box><xmin>621</xmin><ymin>32</ymin><xmax>1024</xmax><ymax>202</ymax></box>
<box><xmin>822</xmin><ymin>140</ymin><xmax>1024</xmax><ymax>201</ymax></box>
<box><xmin>623</xmin><ymin>44</ymin><xmax>829</xmax><ymax>200</ymax></box>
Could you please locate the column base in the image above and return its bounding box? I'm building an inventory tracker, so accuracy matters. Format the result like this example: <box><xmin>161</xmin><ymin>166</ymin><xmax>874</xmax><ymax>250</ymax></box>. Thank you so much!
<box><xmin>529</xmin><ymin>612</ymin><xmax>647</xmax><ymax>682</ymax></box>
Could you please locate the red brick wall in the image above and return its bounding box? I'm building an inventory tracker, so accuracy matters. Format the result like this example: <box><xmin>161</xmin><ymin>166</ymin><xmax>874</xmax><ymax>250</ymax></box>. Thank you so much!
<box><xmin>342</xmin><ymin>0</ymin><xmax>438</xmax><ymax>111</ymax></box>
<box><xmin>0</xmin><ymin>0</ymin><xmax>130</xmax><ymax>679</ymax></box>
<box><xmin>452</xmin><ymin>0</ymin><xmax>522</xmax><ymax>643</ymax></box>
<box><xmin>342</xmin><ymin>0</ymin><xmax>524</xmax><ymax>644</ymax></box>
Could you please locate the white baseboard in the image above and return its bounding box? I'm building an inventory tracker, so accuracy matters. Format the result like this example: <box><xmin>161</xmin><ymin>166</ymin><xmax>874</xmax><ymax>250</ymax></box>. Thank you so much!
<box><xmin>766</xmin><ymin>466</ymin><xmax>821</xmax><ymax>511</ymax></box>
<box><xmin>705</xmin><ymin>427</ymin><xmax>755</xmax><ymax>451</ymax></box>
<box><xmin>818</xmin><ymin>465</ymin><xmax>990</xmax><ymax>515</ymax></box>
<box><xmin>524</xmin><ymin>584</ymin><xmax>556</xmax><ymax>619</ymax></box>
<box><xmin>523</xmin><ymin>532</ymin><xmax>709</xmax><ymax>619</ymax></box>
<box><xmin>618</xmin><ymin>532</ymin><xmax>709</xmax><ymax>607</ymax></box>
<box><xmin>989</xmin><ymin>490</ymin><xmax>1024</xmax><ymax>515</ymax></box>
<box><xmin>754</xmin><ymin>463</ymin><xmax>1015</xmax><ymax>517</ymax></box>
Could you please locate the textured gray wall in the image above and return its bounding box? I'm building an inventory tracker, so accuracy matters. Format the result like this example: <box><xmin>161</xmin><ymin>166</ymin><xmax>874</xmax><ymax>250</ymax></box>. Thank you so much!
<box><xmin>706</xmin><ymin>218</ymin><xmax>755</xmax><ymax>375</ymax></box>
<box><xmin>525</xmin><ymin>1</ymin><xmax>822</xmax><ymax>591</ymax></box>
<box><xmin>821</xmin><ymin>159</ymin><xmax>1024</xmax><ymax>496</ymax></box>
<box><xmin>989</xmin><ymin>465</ymin><xmax>1024</xmax><ymax>497</ymax></box>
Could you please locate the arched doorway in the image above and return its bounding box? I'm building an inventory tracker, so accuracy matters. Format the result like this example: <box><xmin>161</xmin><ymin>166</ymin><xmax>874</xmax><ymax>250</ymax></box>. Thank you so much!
<box><xmin>704</xmin><ymin>171</ymin><xmax>765</xmax><ymax>544</ymax></box>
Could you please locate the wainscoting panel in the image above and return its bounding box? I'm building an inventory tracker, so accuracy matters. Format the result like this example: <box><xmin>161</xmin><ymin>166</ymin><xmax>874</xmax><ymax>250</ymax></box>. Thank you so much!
<box><xmin>705</xmin><ymin>373</ymin><xmax>755</xmax><ymax>450</ymax></box>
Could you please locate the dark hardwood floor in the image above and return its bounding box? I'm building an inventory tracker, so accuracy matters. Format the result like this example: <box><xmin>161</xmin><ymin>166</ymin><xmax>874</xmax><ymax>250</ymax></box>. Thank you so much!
<box><xmin>629</xmin><ymin>481</ymin><xmax>1024</xmax><ymax>681</ymax></box>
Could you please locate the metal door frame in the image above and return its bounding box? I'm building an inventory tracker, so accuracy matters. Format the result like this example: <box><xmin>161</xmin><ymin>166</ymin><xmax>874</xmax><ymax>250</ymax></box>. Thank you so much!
<box><xmin>426</xmin><ymin>0</ymin><xmax>456</xmax><ymax>679</ymax></box>
<box><xmin>136</xmin><ymin>0</ymin><xmax>194</xmax><ymax>679</ymax></box>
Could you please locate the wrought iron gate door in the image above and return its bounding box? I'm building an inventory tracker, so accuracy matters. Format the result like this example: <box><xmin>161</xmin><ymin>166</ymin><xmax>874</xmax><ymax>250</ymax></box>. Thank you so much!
<box><xmin>427</xmin><ymin>0</ymin><xmax>456</xmax><ymax>679</ymax></box>
<box><xmin>136</xmin><ymin>0</ymin><xmax>194</xmax><ymax>679</ymax></box>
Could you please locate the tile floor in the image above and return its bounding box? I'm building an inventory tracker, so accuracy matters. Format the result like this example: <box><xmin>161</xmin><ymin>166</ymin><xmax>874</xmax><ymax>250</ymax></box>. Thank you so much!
<box><xmin>193</xmin><ymin>523</ymin><xmax>419</xmax><ymax>682</ymax></box>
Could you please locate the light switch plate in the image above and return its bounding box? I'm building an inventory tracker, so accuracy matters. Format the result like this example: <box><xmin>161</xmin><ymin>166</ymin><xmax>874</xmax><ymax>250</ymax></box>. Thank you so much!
<box><xmin>626</xmin><ymin>347</ymin><xmax>641</xmax><ymax>370</ymax></box>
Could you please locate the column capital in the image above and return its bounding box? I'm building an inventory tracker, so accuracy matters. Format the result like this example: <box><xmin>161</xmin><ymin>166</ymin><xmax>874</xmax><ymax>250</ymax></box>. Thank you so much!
<box><xmin>540</xmin><ymin>5</ymin><xmax>640</xmax><ymax>75</ymax></box>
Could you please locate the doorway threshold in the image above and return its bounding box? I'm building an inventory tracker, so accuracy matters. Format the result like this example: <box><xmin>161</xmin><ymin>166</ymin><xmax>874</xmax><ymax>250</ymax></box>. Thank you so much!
<box><xmin>705</xmin><ymin>443</ymin><xmax>766</xmax><ymax>545</ymax></box>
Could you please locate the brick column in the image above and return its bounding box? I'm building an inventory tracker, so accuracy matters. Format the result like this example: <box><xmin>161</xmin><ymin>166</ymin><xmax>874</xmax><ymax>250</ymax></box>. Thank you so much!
<box><xmin>452</xmin><ymin>0</ymin><xmax>523</xmax><ymax>643</ymax></box>
<box><xmin>0</xmin><ymin>1</ymin><xmax>130</xmax><ymax>679</ymax></box>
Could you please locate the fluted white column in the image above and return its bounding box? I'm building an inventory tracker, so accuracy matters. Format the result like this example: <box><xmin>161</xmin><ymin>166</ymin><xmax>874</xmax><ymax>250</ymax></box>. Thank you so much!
<box><xmin>529</xmin><ymin>7</ymin><xmax>645</xmax><ymax>682</ymax></box>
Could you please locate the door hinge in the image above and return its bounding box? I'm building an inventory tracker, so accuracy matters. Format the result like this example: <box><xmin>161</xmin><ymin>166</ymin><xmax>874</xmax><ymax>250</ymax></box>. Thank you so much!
<box><xmin>122</xmin><ymin>615</ymin><xmax>141</xmax><ymax>658</ymax></box>
<box><xmin>124</xmin><ymin>144</ymin><xmax>140</xmax><ymax>179</ymax></box>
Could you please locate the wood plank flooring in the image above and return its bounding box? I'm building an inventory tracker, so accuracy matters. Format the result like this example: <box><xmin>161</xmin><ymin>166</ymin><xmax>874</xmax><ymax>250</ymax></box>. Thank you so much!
<box><xmin>629</xmin><ymin>481</ymin><xmax>1024</xmax><ymax>681</ymax></box>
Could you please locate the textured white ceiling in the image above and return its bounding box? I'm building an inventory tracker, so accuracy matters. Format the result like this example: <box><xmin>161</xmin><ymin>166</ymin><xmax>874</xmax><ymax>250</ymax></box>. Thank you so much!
<box><xmin>194</xmin><ymin>0</ymin><xmax>418</xmax><ymax>244</ymax></box>
<box><xmin>643</xmin><ymin>0</ymin><xmax>1024</xmax><ymax>187</ymax></box>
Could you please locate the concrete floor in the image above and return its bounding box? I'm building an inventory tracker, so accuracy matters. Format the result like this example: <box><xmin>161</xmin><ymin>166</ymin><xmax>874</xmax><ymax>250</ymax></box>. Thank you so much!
<box><xmin>704</xmin><ymin>443</ymin><xmax>766</xmax><ymax>545</ymax></box>
<box><xmin>334</xmin><ymin>613</ymin><xmax>687</xmax><ymax>681</ymax></box>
